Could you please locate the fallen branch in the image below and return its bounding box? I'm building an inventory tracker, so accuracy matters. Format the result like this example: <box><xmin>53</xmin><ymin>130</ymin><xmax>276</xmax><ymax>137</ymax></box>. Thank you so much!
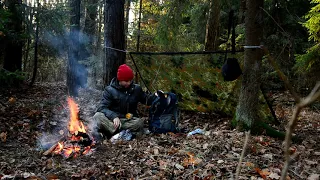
<box><xmin>289</xmin><ymin>169</ymin><xmax>304</xmax><ymax>179</ymax></box>
<box><xmin>43</xmin><ymin>137</ymin><xmax>65</xmax><ymax>156</ymax></box>
<box><xmin>235</xmin><ymin>130</ymin><xmax>251</xmax><ymax>180</ymax></box>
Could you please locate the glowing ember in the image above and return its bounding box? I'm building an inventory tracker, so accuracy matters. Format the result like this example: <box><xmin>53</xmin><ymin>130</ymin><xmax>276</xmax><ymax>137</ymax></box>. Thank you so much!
<box><xmin>53</xmin><ymin>142</ymin><xmax>63</xmax><ymax>154</ymax></box>
<box><xmin>49</xmin><ymin>97</ymin><xmax>94</xmax><ymax>159</ymax></box>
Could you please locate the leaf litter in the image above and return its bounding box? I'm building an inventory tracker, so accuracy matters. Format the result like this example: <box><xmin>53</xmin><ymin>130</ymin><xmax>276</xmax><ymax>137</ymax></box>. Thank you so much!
<box><xmin>0</xmin><ymin>82</ymin><xmax>319</xmax><ymax>179</ymax></box>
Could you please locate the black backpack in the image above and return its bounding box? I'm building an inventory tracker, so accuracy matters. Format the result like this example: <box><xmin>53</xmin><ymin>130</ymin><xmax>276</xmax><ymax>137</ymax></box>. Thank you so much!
<box><xmin>148</xmin><ymin>91</ymin><xmax>179</xmax><ymax>133</ymax></box>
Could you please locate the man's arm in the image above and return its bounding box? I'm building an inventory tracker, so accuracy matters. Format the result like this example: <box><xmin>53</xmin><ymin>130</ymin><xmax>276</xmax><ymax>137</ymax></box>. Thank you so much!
<box><xmin>137</xmin><ymin>85</ymin><xmax>157</xmax><ymax>105</ymax></box>
<box><xmin>96</xmin><ymin>87</ymin><xmax>119</xmax><ymax>120</ymax></box>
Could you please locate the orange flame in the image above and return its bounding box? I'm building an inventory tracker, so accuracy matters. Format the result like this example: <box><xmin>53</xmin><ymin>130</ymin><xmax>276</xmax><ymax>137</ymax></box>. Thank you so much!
<box><xmin>67</xmin><ymin>97</ymin><xmax>86</xmax><ymax>134</ymax></box>
<box><xmin>51</xmin><ymin>98</ymin><xmax>93</xmax><ymax>158</ymax></box>
<box><xmin>54</xmin><ymin>142</ymin><xmax>64</xmax><ymax>154</ymax></box>
<box><xmin>63</xmin><ymin>147</ymin><xmax>73</xmax><ymax>158</ymax></box>
<box><xmin>82</xmin><ymin>146</ymin><xmax>91</xmax><ymax>155</ymax></box>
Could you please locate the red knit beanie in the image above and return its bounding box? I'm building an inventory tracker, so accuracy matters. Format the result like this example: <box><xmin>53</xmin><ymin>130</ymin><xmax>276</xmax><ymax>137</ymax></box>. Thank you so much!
<box><xmin>117</xmin><ymin>64</ymin><xmax>134</xmax><ymax>81</ymax></box>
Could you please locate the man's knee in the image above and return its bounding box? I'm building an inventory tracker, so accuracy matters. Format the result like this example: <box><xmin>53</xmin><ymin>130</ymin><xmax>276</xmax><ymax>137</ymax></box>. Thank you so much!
<box><xmin>137</xmin><ymin>118</ymin><xmax>144</xmax><ymax>127</ymax></box>
<box><xmin>123</xmin><ymin>118</ymin><xmax>144</xmax><ymax>131</ymax></box>
<box><xmin>132</xmin><ymin>118</ymin><xmax>144</xmax><ymax>129</ymax></box>
<box><xmin>93</xmin><ymin>112</ymin><xmax>106</xmax><ymax>122</ymax></box>
<box><xmin>93</xmin><ymin>112</ymin><xmax>115</xmax><ymax>134</ymax></box>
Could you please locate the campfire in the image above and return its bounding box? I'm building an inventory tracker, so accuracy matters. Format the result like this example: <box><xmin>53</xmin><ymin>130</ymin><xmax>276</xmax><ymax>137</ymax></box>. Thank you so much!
<box><xmin>43</xmin><ymin>97</ymin><xmax>94</xmax><ymax>158</ymax></box>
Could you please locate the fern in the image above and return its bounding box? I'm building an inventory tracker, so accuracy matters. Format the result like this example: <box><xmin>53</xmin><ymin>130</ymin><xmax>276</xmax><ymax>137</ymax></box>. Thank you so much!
<box><xmin>295</xmin><ymin>0</ymin><xmax>320</xmax><ymax>74</ymax></box>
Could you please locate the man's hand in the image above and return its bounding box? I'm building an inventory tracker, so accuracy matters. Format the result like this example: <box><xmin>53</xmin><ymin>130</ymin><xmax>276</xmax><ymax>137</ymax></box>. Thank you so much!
<box><xmin>113</xmin><ymin>117</ymin><xmax>121</xmax><ymax>129</ymax></box>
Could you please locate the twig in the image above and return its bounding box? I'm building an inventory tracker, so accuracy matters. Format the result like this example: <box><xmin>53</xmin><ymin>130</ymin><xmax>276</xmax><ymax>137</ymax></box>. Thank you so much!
<box><xmin>42</xmin><ymin>137</ymin><xmax>65</xmax><ymax>156</ymax></box>
<box><xmin>261</xmin><ymin>46</ymin><xmax>301</xmax><ymax>103</ymax></box>
<box><xmin>150</xmin><ymin>58</ymin><xmax>164</xmax><ymax>92</ymax></box>
<box><xmin>280</xmin><ymin>82</ymin><xmax>320</xmax><ymax>180</ymax></box>
<box><xmin>259</xmin><ymin>7</ymin><xmax>289</xmax><ymax>38</ymax></box>
<box><xmin>235</xmin><ymin>130</ymin><xmax>251</xmax><ymax>180</ymax></box>
<box><xmin>43</xmin><ymin>143</ymin><xmax>59</xmax><ymax>156</ymax></box>
<box><xmin>289</xmin><ymin>169</ymin><xmax>304</xmax><ymax>179</ymax></box>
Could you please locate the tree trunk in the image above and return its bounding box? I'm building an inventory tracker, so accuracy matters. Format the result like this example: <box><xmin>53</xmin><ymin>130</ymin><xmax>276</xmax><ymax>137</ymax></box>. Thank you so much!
<box><xmin>23</xmin><ymin>3</ymin><xmax>34</xmax><ymax>73</ymax></box>
<box><xmin>205</xmin><ymin>0</ymin><xmax>220</xmax><ymax>51</ymax></box>
<box><xmin>83</xmin><ymin>0</ymin><xmax>98</xmax><ymax>55</ymax></box>
<box><xmin>92</xmin><ymin>4</ymin><xmax>104</xmax><ymax>88</ymax></box>
<box><xmin>104</xmin><ymin>0</ymin><xmax>125</xmax><ymax>86</ymax></box>
<box><xmin>238</xmin><ymin>0</ymin><xmax>246</xmax><ymax>24</ymax></box>
<box><xmin>67</xmin><ymin>0</ymin><xmax>81</xmax><ymax>97</ymax></box>
<box><xmin>3</xmin><ymin>0</ymin><xmax>23</xmax><ymax>72</ymax></box>
<box><xmin>29</xmin><ymin>4</ymin><xmax>39</xmax><ymax>87</ymax></box>
<box><xmin>0</xmin><ymin>2</ymin><xmax>3</xmax><ymax>60</ymax></box>
<box><xmin>96</xmin><ymin>4</ymin><xmax>103</xmax><ymax>54</ymax></box>
<box><xmin>136</xmin><ymin>0</ymin><xmax>142</xmax><ymax>52</ymax></box>
<box><xmin>124</xmin><ymin>0</ymin><xmax>131</xmax><ymax>50</ymax></box>
<box><xmin>236</xmin><ymin>0</ymin><xmax>264</xmax><ymax>129</ymax></box>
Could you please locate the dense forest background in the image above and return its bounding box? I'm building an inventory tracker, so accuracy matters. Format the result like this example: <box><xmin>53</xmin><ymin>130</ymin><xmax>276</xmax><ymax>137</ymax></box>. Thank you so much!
<box><xmin>1</xmin><ymin>0</ymin><xmax>319</xmax><ymax>93</ymax></box>
<box><xmin>0</xmin><ymin>0</ymin><xmax>319</xmax><ymax>179</ymax></box>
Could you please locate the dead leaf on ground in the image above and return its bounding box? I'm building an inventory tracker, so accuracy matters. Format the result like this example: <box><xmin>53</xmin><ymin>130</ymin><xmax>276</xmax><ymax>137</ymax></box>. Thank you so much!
<box><xmin>159</xmin><ymin>160</ymin><xmax>168</xmax><ymax>170</ymax></box>
<box><xmin>182</xmin><ymin>152</ymin><xmax>202</xmax><ymax>167</ymax></box>
<box><xmin>305</xmin><ymin>160</ymin><xmax>317</xmax><ymax>165</ymax></box>
<box><xmin>167</xmin><ymin>148</ymin><xmax>179</xmax><ymax>155</ymax></box>
<box><xmin>255</xmin><ymin>137</ymin><xmax>271</xmax><ymax>146</ymax></box>
<box><xmin>289</xmin><ymin>147</ymin><xmax>296</xmax><ymax>155</ymax></box>
<box><xmin>308</xmin><ymin>174</ymin><xmax>319</xmax><ymax>180</ymax></box>
<box><xmin>28</xmin><ymin>110</ymin><xmax>40</xmax><ymax>117</ymax></box>
<box><xmin>255</xmin><ymin>167</ymin><xmax>271</xmax><ymax>179</ymax></box>
<box><xmin>8</xmin><ymin>97</ymin><xmax>16</xmax><ymax>105</ymax></box>
<box><xmin>245</xmin><ymin>162</ymin><xmax>255</xmax><ymax>168</ymax></box>
<box><xmin>26</xmin><ymin>176</ymin><xmax>42</xmax><ymax>180</ymax></box>
<box><xmin>203</xmin><ymin>175</ymin><xmax>214</xmax><ymax>180</ymax></box>
<box><xmin>46</xmin><ymin>174</ymin><xmax>59</xmax><ymax>180</ymax></box>
<box><xmin>268</xmin><ymin>172</ymin><xmax>280</xmax><ymax>179</ymax></box>
<box><xmin>175</xmin><ymin>163</ymin><xmax>184</xmax><ymax>170</ymax></box>
<box><xmin>154</xmin><ymin>148</ymin><xmax>159</xmax><ymax>155</ymax></box>
<box><xmin>0</xmin><ymin>132</ymin><xmax>7</xmax><ymax>142</ymax></box>
<box><xmin>217</xmin><ymin>160</ymin><xmax>224</xmax><ymax>164</ymax></box>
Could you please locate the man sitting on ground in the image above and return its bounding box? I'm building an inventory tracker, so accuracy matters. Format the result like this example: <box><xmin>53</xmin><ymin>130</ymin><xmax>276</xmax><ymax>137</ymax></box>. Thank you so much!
<box><xmin>93</xmin><ymin>64</ymin><xmax>151</xmax><ymax>138</ymax></box>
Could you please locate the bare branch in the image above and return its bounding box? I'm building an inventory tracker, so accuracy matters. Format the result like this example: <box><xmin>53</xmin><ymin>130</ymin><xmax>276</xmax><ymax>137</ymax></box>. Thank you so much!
<box><xmin>300</xmin><ymin>82</ymin><xmax>320</xmax><ymax>107</ymax></box>
<box><xmin>280</xmin><ymin>81</ymin><xmax>320</xmax><ymax>180</ymax></box>
<box><xmin>261</xmin><ymin>46</ymin><xmax>301</xmax><ymax>103</ymax></box>
<box><xmin>260</xmin><ymin>46</ymin><xmax>320</xmax><ymax>180</ymax></box>
<box><xmin>235</xmin><ymin>130</ymin><xmax>251</xmax><ymax>180</ymax></box>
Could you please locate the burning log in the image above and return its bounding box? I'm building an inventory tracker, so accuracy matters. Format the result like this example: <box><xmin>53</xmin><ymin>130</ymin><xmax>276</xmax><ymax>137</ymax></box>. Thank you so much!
<box><xmin>43</xmin><ymin>131</ymin><xmax>94</xmax><ymax>158</ymax></box>
<box><xmin>42</xmin><ymin>137</ymin><xmax>66</xmax><ymax>156</ymax></box>
<box><xmin>69</xmin><ymin>131</ymin><xmax>93</xmax><ymax>147</ymax></box>
<box><xmin>42</xmin><ymin>97</ymin><xmax>95</xmax><ymax>158</ymax></box>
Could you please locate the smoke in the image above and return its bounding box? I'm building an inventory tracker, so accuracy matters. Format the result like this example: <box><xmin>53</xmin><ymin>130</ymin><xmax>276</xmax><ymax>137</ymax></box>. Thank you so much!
<box><xmin>36</xmin><ymin>132</ymin><xmax>65</xmax><ymax>150</ymax></box>
<box><xmin>36</xmin><ymin>115</ymin><xmax>69</xmax><ymax>151</ymax></box>
<box><xmin>42</xmin><ymin>28</ymin><xmax>94</xmax><ymax>89</ymax></box>
<box><xmin>86</xmin><ymin>116</ymin><xmax>101</xmax><ymax>141</ymax></box>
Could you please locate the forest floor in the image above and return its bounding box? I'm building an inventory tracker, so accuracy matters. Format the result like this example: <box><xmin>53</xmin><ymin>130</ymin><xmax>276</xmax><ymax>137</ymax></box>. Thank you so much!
<box><xmin>0</xmin><ymin>82</ymin><xmax>319</xmax><ymax>180</ymax></box>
